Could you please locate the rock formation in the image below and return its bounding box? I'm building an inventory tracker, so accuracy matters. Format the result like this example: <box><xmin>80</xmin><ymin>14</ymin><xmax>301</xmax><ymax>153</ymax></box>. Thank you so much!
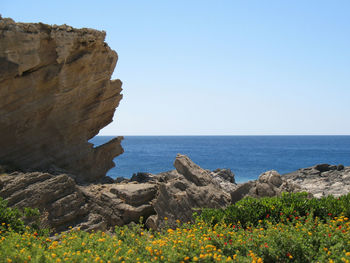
<box><xmin>0</xmin><ymin>172</ymin><xmax>89</xmax><ymax>231</ymax></box>
<box><xmin>151</xmin><ymin>154</ymin><xmax>231</xmax><ymax>229</ymax></box>
<box><xmin>210</xmin><ymin>168</ymin><xmax>237</xmax><ymax>195</ymax></box>
<box><xmin>0</xmin><ymin>17</ymin><xmax>123</xmax><ymax>182</ymax></box>
<box><xmin>229</xmin><ymin>164</ymin><xmax>350</xmax><ymax>201</ymax></box>
<box><xmin>283</xmin><ymin>164</ymin><xmax>350</xmax><ymax>198</ymax></box>
<box><xmin>0</xmin><ymin>18</ymin><xmax>236</xmax><ymax>232</ymax></box>
<box><xmin>2</xmin><ymin>17</ymin><xmax>349</xmax><ymax>235</ymax></box>
<box><xmin>2</xmin><ymin>151</ymin><xmax>347</xmax><ymax>233</ymax></box>
<box><xmin>230</xmin><ymin>170</ymin><xmax>302</xmax><ymax>203</ymax></box>
<box><xmin>0</xmin><ymin>154</ymin><xmax>233</xmax><ymax>232</ymax></box>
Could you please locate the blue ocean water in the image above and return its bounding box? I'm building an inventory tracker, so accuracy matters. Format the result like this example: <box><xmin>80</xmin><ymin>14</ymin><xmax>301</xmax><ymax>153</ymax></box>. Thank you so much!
<box><xmin>90</xmin><ymin>136</ymin><xmax>350</xmax><ymax>183</ymax></box>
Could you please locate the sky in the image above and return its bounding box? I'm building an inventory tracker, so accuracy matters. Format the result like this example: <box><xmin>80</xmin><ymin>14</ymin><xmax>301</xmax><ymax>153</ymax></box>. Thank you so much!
<box><xmin>2</xmin><ymin>0</ymin><xmax>350</xmax><ymax>135</ymax></box>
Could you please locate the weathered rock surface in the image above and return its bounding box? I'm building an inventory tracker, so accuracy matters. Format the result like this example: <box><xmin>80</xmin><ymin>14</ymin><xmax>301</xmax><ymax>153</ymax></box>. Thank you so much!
<box><xmin>174</xmin><ymin>154</ymin><xmax>215</xmax><ymax>186</ymax></box>
<box><xmin>283</xmin><ymin>164</ymin><xmax>350</xmax><ymax>198</ymax></box>
<box><xmin>0</xmin><ymin>17</ymin><xmax>123</xmax><ymax>182</ymax></box>
<box><xmin>0</xmin><ymin>172</ymin><xmax>88</xmax><ymax>232</ymax></box>
<box><xmin>109</xmin><ymin>183</ymin><xmax>158</xmax><ymax>206</ymax></box>
<box><xmin>80</xmin><ymin>183</ymin><xmax>156</xmax><ymax>230</ymax></box>
<box><xmin>210</xmin><ymin>168</ymin><xmax>238</xmax><ymax>195</ymax></box>
<box><xmin>151</xmin><ymin>154</ymin><xmax>231</xmax><ymax>229</ymax></box>
<box><xmin>230</xmin><ymin>170</ymin><xmax>301</xmax><ymax>203</ymax></box>
<box><xmin>2</xmin><ymin>149</ymin><xmax>348</xmax><ymax>233</ymax></box>
<box><xmin>0</xmin><ymin>154</ymin><xmax>234</xmax><ymax>232</ymax></box>
<box><xmin>0</xmin><ymin>171</ymin><xmax>158</xmax><ymax>232</ymax></box>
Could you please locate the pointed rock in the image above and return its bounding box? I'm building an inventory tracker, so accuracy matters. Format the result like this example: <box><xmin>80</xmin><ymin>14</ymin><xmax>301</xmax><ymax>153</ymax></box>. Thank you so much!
<box><xmin>174</xmin><ymin>154</ymin><xmax>213</xmax><ymax>186</ymax></box>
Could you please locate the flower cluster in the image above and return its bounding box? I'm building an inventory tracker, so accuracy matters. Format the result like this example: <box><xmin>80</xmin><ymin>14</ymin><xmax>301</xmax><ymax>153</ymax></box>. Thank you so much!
<box><xmin>1</xmin><ymin>214</ymin><xmax>350</xmax><ymax>262</ymax></box>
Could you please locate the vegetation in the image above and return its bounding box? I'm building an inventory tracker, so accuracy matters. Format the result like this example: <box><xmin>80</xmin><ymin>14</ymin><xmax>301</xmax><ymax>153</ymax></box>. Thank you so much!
<box><xmin>0</xmin><ymin>198</ymin><xmax>40</xmax><ymax>234</ymax></box>
<box><xmin>1</xmin><ymin>194</ymin><xmax>350</xmax><ymax>262</ymax></box>
<box><xmin>198</xmin><ymin>192</ymin><xmax>350</xmax><ymax>227</ymax></box>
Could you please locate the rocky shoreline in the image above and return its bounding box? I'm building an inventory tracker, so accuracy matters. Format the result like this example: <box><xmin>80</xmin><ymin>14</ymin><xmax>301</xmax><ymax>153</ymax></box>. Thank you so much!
<box><xmin>283</xmin><ymin>164</ymin><xmax>350</xmax><ymax>198</ymax></box>
<box><xmin>1</xmin><ymin>17</ymin><xmax>349</xmax><ymax>234</ymax></box>
<box><xmin>1</xmin><ymin>154</ymin><xmax>349</xmax><ymax>233</ymax></box>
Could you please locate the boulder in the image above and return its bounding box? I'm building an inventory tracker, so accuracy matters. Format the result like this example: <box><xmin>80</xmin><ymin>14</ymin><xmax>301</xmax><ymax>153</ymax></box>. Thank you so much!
<box><xmin>151</xmin><ymin>155</ymin><xmax>231</xmax><ymax>228</ymax></box>
<box><xmin>210</xmin><ymin>168</ymin><xmax>238</xmax><ymax>194</ymax></box>
<box><xmin>230</xmin><ymin>170</ymin><xmax>301</xmax><ymax>203</ymax></box>
<box><xmin>109</xmin><ymin>183</ymin><xmax>158</xmax><ymax>206</ymax></box>
<box><xmin>81</xmin><ymin>183</ymin><xmax>157</xmax><ymax>228</ymax></box>
<box><xmin>115</xmin><ymin>177</ymin><xmax>129</xmax><ymax>183</ymax></box>
<box><xmin>116</xmin><ymin>203</ymin><xmax>154</xmax><ymax>224</ymax></box>
<box><xmin>230</xmin><ymin>181</ymin><xmax>256</xmax><ymax>203</ymax></box>
<box><xmin>152</xmin><ymin>177</ymin><xmax>231</xmax><ymax>229</ymax></box>
<box><xmin>212</xmin><ymin>168</ymin><xmax>236</xmax><ymax>183</ymax></box>
<box><xmin>130</xmin><ymin>173</ymin><xmax>152</xmax><ymax>183</ymax></box>
<box><xmin>314</xmin><ymin>164</ymin><xmax>337</xmax><ymax>173</ymax></box>
<box><xmin>130</xmin><ymin>172</ymin><xmax>161</xmax><ymax>183</ymax></box>
<box><xmin>255</xmin><ymin>182</ymin><xmax>276</xmax><ymax>197</ymax></box>
<box><xmin>338</xmin><ymin>164</ymin><xmax>345</xmax><ymax>171</ymax></box>
<box><xmin>174</xmin><ymin>154</ymin><xmax>215</xmax><ymax>186</ymax></box>
<box><xmin>258</xmin><ymin>170</ymin><xmax>283</xmax><ymax>187</ymax></box>
<box><xmin>145</xmin><ymin>215</ymin><xmax>158</xmax><ymax>230</ymax></box>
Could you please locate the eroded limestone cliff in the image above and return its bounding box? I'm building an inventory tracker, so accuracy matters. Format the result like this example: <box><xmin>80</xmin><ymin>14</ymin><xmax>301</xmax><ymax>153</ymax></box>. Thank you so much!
<box><xmin>0</xmin><ymin>17</ymin><xmax>123</xmax><ymax>182</ymax></box>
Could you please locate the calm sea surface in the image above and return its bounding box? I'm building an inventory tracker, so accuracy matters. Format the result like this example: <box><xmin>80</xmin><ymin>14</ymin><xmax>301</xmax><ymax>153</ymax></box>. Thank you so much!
<box><xmin>90</xmin><ymin>136</ymin><xmax>350</xmax><ymax>183</ymax></box>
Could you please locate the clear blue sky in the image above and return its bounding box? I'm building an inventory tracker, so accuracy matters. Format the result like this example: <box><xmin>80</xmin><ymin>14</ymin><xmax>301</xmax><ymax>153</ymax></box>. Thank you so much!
<box><xmin>2</xmin><ymin>0</ymin><xmax>350</xmax><ymax>135</ymax></box>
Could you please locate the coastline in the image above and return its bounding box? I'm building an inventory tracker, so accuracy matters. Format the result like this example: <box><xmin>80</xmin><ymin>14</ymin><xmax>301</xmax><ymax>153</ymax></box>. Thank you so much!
<box><xmin>90</xmin><ymin>135</ymin><xmax>350</xmax><ymax>183</ymax></box>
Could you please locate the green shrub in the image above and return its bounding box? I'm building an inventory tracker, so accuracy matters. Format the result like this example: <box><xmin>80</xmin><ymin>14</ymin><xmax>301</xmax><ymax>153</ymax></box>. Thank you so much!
<box><xmin>0</xmin><ymin>197</ymin><xmax>40</xmax><ymax>233</ymax></box>
<box><xmin>198</xmin><ymin>192</ymin><xmax>350</xmax><ymax>227</ymax></box>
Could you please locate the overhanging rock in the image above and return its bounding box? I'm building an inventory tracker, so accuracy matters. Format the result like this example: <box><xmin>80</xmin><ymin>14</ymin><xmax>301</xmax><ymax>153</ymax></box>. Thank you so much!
<box><xmin>0</xmin><ymin>17</ymin><xmax>123</xmax><ymax>182</ymax></box>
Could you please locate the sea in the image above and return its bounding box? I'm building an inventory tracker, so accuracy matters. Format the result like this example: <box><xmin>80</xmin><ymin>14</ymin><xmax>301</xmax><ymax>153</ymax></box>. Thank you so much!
<box><xmin>90</xmin><ymin>136</ymin><xmax>350</xmax><ymax>183</ymax></box>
